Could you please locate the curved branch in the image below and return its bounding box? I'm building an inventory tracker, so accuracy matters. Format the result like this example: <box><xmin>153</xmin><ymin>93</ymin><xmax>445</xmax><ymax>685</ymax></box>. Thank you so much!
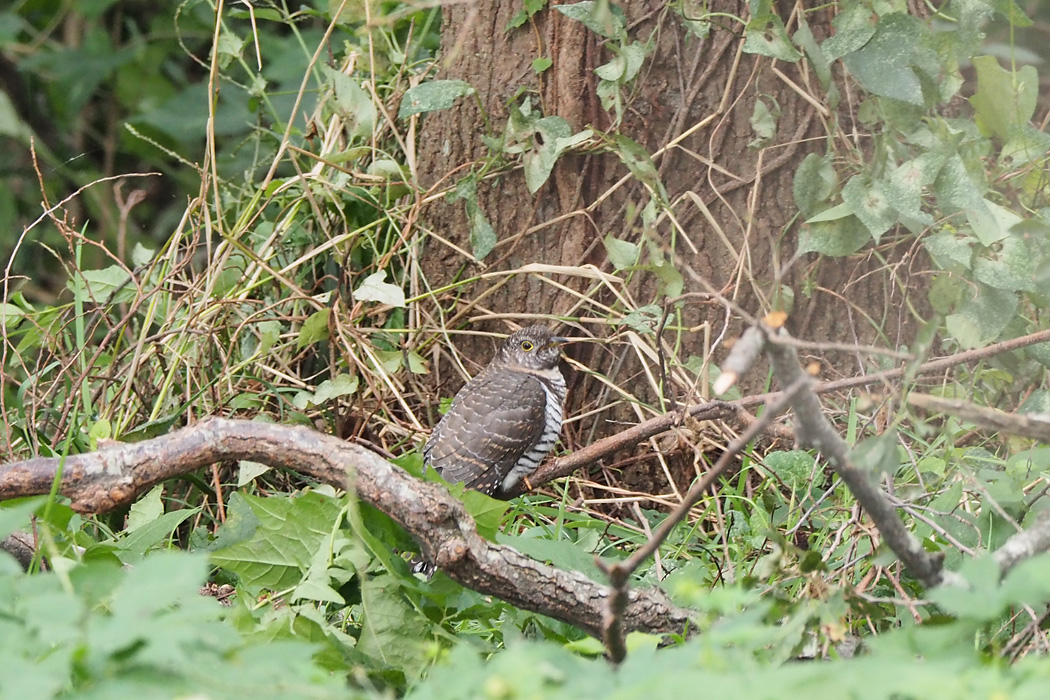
<box><xmin>0</xmin><ymin>417</ymin><xmax>696</xmax><ymax>640</ymax></box>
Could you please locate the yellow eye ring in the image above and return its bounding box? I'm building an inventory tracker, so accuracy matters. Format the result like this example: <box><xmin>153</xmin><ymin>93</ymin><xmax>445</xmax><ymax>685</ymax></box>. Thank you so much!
<box><xmin>520</xmin><ymin>340</ymin><xmax>534</xmax><ymax>352</ymax></box>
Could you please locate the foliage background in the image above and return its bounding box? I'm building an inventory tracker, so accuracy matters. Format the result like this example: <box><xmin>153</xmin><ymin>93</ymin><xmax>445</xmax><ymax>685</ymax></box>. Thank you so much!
<box><xmin>3</xmin><ymin>0</ymin><xmax>1050</xmax><ymax>698</ymax></box>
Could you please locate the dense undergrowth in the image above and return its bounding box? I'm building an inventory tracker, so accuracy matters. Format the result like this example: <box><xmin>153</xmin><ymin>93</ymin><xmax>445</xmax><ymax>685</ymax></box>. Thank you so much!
<box><xmin>3</xmin><ymin>0</ymin><xmax>1050</xmax><ymax>698</ymax></box>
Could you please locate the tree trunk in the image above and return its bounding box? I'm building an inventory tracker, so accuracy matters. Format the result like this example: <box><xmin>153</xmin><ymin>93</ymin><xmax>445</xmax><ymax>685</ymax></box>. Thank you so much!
<box><xmin>414</xmin><ymin>1</ymin><xmax>918</xmax><ymax>497</ymax></box>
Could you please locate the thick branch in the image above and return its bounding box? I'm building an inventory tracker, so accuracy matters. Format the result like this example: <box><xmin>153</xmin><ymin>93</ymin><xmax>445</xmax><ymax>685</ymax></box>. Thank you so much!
<box><xmin>0</xmin><ymin>417</ymin><xmax>696</xmax><ymax>640</ymax></box>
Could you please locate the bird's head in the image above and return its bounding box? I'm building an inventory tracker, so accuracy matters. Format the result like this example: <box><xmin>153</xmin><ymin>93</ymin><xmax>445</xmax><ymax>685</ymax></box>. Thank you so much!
<box><xmin>497</xmin><ymin>325</ymin><xmax>567</xmax><ymax>370</ymax></box>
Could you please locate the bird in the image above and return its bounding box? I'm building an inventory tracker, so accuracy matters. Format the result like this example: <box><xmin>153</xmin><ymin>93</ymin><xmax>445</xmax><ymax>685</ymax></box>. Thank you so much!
<box><xmin>423</xmin><ymin>325</ymin><xmax>568</xmax><ymax>499</ymax></box>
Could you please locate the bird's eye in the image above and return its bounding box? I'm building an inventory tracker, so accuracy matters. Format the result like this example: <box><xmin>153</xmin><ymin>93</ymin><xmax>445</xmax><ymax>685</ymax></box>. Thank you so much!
<box><xmin>520</xmin><ymin>340</ymin><xmax>534</xmax><ymax>352</ymax></box>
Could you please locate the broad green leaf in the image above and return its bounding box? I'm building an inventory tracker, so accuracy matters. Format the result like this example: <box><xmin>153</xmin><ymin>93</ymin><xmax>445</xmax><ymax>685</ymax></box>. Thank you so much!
<box><xmin>595</xmin><ymin>41</ymin><xmax>647</xmax><ymax>82</ymax></box>
<box><xmin>884</xmin><ymin>153</ymin><xmax>944</xmax><ymax>225</ymax></box>
<box><xmin>748</xmin><ymin>97</ymin><xmax>779</xmax><ymax>148</ymax></box>
<box><xmin>968</xmin><ymin>55</ymin><xmax>1038</xmax><ymax>141</ymax></box>
<box><xmin>973</xmin><ymin>236</ymin><xmax>1036</xmax><ymax>293</ymax></box>
<box><xmin>614</xmin><ymin>304</ymin><xmax>662</xmax><ymax>333</ymax></box>
<box><xmin>967</xmin><ymin>198</ymin><xmax>1022</xmax><ymax>246</ymax></box>
<box><xmin>743</xmin><ymin>8</ymin><xmax>801</xmax><ymax>63</ymax></box>
<box><xmin>469</xmin><ymin>207</ymin><xmax>497</xmax><ymax>260</ymax></box>
<box><xmin>68</xmin><ymin>265</ymin><xmax>134</xmax><ymax>304</ymax></box>
<box><xmin>296</xmin><ymin>307</ymin><xmax>330</xmax><ymax>348</ymax></box>
<box><xmin>0</xmin><ymin>302</ymin><xmax>23</xmax><ymax>329</ymax></box>
<box><xmin>762</xmin><ymin>450</ymin><xmax>815</xmax><ymax>492</ymax></box>
<box><xmin>850</xmin><ymin>430</ymin><xmax>900</xmax><ymax>477</ymax></box>
<box><xmin>255</xmin><ymin>319</ymin><xmax>282</xmax><ymax>356</ymax></box>
<box><xmin>532</xmin><ymin>56</ymin><xmax>552</xmax><ymax>73</ymax></box>
<box><xmin>554</xmin><ymin>0</ymin><xmax>626</xmax><ymax>38</ymax></box>
<box><xmin>603</xmin><ymin>234</ymin><xmax>639</xmax><ymax>270</ymax></box>
<box><xmin>355</xmin><ymin>270</ymin><xmax>406</xmax><ymax>307</ymax></box>
<box><xmin>792</xmin><ymin>153</ymin><xmax>837</xmax><ymax>217</ymax></box>
<box><xmin>927</xmin><ymin>555</ymin><xmax>1003</xmax><ymax>620</ymax></box>
<box><xmin>523</xmin><ymin>116</ymin><xmax>592</xmax><ymax>193</ymax></box>
<box><xmin>0</xmin><ymin>497</ymin><xmax>45</xmax><ymax>541</ymax></box>
<box><xmin>359</xmin><ymin>574</ymin><xmax>429</xmax><ymax>680</ymax></box>
<box><xmin>294</xmin><ymin>373</ymin><xmax>359</xmax><ymax>410</ymax></box>
<box><xmin>499</xmin><ymin>531</ymin><xmax>603</xmax><ymax>579</ymax></box>
<box><xmin>842</xmin><ymin>175</ymin><xmax>896</xmax><ymax>242</ymax></box>
<box><xmin>210</xmin><ymin>491</ymin><xmax>344</xmax><ymax>593</ymax></box>
<box><xmin>841</xmin><ymin>14</ymin><xmax>927</xmax><ymax>106</ymax></box>
<box><xmin>946</xmin><ymin>283</ymin><xmax>1018</xmax><ymax>349</ymax></box>
<box><xmin>933</xmin><ymin>154</ymin><xmax>987</xmax><ymax>217</ymax></box>
<box><xmin>612</xmin><ymin>134</ymin><xmax>667</xmax><ymax>202</ymax></box>
<box><xmin>398</xmin><ymin>80</ymin><xmax>475</xmax><ymax>118</ymax></box>
<box><xmin>461</xmin><ymin>490</ymin><xmax>511</xmax><ymax>541</ymax></box>
<box><xmin>126</xmin><ymin>484</ymin><xmax>165</xmax><ymax>532</ymax></box>
<box><xmin>118</xmin><ymin>508</ymin><xmax>199</xmax><ymax>561</ymax></box>
<box><xmin>820</xmin><ymin>2</ymin><xmax>875</xmax><ymax>62</ymax></box>
<box><xmin>796</xmin><ymin>217</ymin><xmax>870</xmax><ymax>257</ymax></box>
<box><xmin>923</xmin><ymin>232</ymin><xmax>975</xmax><ymax>271</ymax></box>
<box><xmin>322</xmin><ymin>65</ymin><xmax>376</xmax><ymax>138</ymax></box>
<box><xmin>237</xmin><ymin>459</ymin><xmax>271</xmax><ymax>486</ymax></box>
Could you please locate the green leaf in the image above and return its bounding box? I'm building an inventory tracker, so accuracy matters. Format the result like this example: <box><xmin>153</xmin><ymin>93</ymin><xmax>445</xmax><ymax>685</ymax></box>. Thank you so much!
<box><xmin>355</xmin><ymin>269</ymin><xmax>406</xmax><ymax>307</ymax></box>
<box><xmin>820</xmin><ymin>2</ymin><xmax>876</xmax><ymax>62</ymax></box>
<box><xmin>973</xmin><ymin>236</ymin><xmax>1036</xmax><ymax>293</ymax></box>
<box><xmin>614</xmin><ymin>304</ymin><xmax>662</xmax><ymax>334</ymax></box>
<box><xmin>797</xmin><ymin>217</ymin><xmax>870</xmax><ymax>257</ymax></box>
<box><xmin>850</xmin><ymin>430</ymin><xmax>899</xmax><ymax>477</ymax></box>
<box><xmin>461</xmin><ymin>491</ymin><xmax>511</xmax><ymax>540</ymax></box>
<box><xmin>0</xmin><ymin>497</ymin><xmax>45</xmax><ymax>541</ymax></box>
<box><xmin>748</xmin><ymin>97</ymin><xmax>779</xmax><ymax>148</ymax></box>
<box><xmin>322</xmin><ymin>65</ymin><xmax>376</xmax><ymax>138</ymax></box>
<box><xmin>292</xmin><ymin>372</ymin><xmax>360</xmax><ymax>409</ymax></box>
<box><xmin>792</xmin><ymin>20</ymin><xmax>831</xmax><ymax>90</ymax></box>
<box><xmin>398</xmin><ymin>80</ymin><xmax>475</xmax><ymax>118</ymax></box>
<box><xmin>210</xmin><ymin>491</ymin><xmax>345</xmax><ymax>593</ymax></box>
<box><xmin>554</xmin><ymin>1</ymin><xmax>626</xmax><ymax>39</ymax></box>
<box><xmin>923</xmin><ymin>232</ymin><xmax>975</xmax><ymax>271</ymax></box>
<box><xmin>531</xmin><ymin>56</ymin><xmax>552</xmax><ymax>73</ymax></box>
<box><xmin>968</xmin><ymin>198</ymin><xmax>1022</xmax><ymax>246</ymax></box>
<box><xmin>968</xmin><ymin>55</ymin><xmax>1038</xmax><ymax>141</ymax></box>
<box><xmin>237</xmin><ymin>460</ymin><xmax>271</xmax><ymax>486</ymax></box>
<box><xmin>883</xmin><ymin>153</ymin><xmax>944</xmax><ymax>225</ymax></box>
<box><xmin>611</xmin><ymin>134</ymin><xmax>667</xmax><ymax>203</ymax></box>
<box><xmin>743</xmin><ymin>10</ymin><xmax>801</xmax><ymax>62</ymax></box>
<box><xmin>359</xmin><ymin>574</ymin><xmax>429</xmax><ymax>680</ymax></box>
<box><xmin>117</xmin><ymin>508</ymin><xmax>199</xmax><ymax>562</ymax></box>
<box><xmin>499</xmin><ymin>532</ymin><xmax>604</xmax><ymax>579</ymax></box>
<box><xmin>469</xmin><ymin>207</ymin><xmax>497</xmax><ymax>260</ymax></box>
<box><xmin>792</xmin><ymin>153</ymin><xmax>837</xmax><ymax>217</ymax></box>
<box><xmin>296</xmin><ymin>307</ymin><xmax>330</xmax><ymax>348</ymax></box>
<box><xmin>946</xmin><ymin>283</ymin><xmax>1018</xmax><ymax>349</ymax></box>
<box><xmin>0</xmin><ymin>302</ymin><xmax>24</xmax><ymax>329</ymax></box>
<box><xmin>763</xmin><ymin>450</ymin><xmax>815</xmax><ymax>492</ymax></box>
<box><xmin>841</xmin><ymin>14</ymin><xmax>927</xmax><ymax>106</ymax></box>
<box><xmin>841</xmin><ymin>175</ymin><xmax>896</xmax><ymax>242</ymax></box>
<box><xmin>68</xmin><ymin>265</ymin><xmax>134</xmax><ymax>304</ymax></box>
<box><xmin>126</xmin><ymin>484</ymin><xmax>165</xmax><ymax>532</ymax></box>
<box><xmin>603</xmin><ymin>234</ymin><xmax>639</xmax><ymax>270</ymax></box>
<box><xmin>523</xmin><ymin>116</ymin><xmax>592</xmax><ymax>193</ymax></box>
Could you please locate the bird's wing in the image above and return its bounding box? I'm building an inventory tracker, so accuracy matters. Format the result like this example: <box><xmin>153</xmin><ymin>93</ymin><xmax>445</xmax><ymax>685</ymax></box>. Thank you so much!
<box><xmin>425</xmin><ymin>368</ymin><xmax>547</xmax><ymax>493</ymax></box>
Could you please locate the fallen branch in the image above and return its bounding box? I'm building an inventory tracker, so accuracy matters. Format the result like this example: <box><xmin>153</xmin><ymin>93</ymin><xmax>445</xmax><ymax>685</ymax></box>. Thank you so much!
<box><xmin>0</xmin><ymin>417</ymin><xmax>696</xmax><ymax>640</ymax></box>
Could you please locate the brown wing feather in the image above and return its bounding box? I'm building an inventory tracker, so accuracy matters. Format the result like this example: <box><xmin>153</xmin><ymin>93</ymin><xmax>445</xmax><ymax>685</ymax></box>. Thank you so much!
<box><xmin>424</xmin><ymin>367</ymin><xmax>547</xmax><ymax>493</ymax></box>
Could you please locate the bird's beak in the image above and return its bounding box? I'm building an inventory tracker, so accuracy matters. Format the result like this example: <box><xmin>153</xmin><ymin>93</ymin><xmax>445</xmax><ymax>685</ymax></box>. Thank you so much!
<box><xmin>549</xmin><ymin>336</ymin><xmax>569</xmax><ymax>347</ymax></box>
